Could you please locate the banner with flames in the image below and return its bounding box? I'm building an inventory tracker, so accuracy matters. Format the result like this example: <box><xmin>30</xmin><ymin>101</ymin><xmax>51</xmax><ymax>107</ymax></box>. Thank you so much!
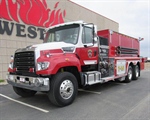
<box><xmin>0</xmin><ymin>0</ymin><xmax>66</xmax><ymax>28</ymax></box>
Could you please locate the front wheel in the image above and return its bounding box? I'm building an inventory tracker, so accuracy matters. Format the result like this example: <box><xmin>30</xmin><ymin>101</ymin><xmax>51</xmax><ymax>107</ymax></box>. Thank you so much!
<box><xmin>48</xmin><ymin>72</ymin><xmax>78</xmax><ymax>107</ymax></box>
<box><xmin>124</xmin><ymin>66</ymin><xmax>133</xmax><ymax>83</ymax></box>
<box><xmin>13</xmin><ymin>86</ymin><xmax>37</xmax><ymax>97</ymax></box>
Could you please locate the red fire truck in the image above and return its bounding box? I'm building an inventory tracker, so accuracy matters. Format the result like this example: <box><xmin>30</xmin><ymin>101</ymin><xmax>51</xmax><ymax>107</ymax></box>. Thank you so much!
<box><xmin>7</xmin><ymin>21</ymin><xmax>145</xmax><ymax>106</ymax></box>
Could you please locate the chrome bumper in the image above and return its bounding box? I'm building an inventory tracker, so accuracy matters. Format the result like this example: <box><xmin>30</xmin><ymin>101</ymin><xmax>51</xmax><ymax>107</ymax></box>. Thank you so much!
<box><xmin>6</xmin><ymin>74</ymin><xmax>50</xmax><ymax>91</ymax></box>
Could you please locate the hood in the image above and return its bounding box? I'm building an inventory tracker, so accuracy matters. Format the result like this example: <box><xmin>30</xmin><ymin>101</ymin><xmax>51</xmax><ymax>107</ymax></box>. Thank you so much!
<box><xmin>32</xmin><ymin>42</ymin><xmax>75</xmax><ymax>51</ymax></box>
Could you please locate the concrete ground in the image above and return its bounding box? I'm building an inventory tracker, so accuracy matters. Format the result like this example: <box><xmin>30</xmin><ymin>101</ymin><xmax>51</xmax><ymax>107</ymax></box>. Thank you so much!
<box><xmin>0</xmin><ymin>67</ymin><xmax>150</xmax><ymax>120</ymax></box>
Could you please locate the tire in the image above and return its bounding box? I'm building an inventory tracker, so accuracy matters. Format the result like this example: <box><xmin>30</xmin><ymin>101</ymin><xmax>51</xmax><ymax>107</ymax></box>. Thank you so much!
<box><xmin>124</xmin><ymin>66</ymin><xmax>133</xmax><ymax>83</ymax></box>
<box><xmin>48</xmin><ymin>72</ymin><xmax>78</xmax><ymax>107</ymax></box>
<box><xmin>13</xmin><ymin>86</ymin><xmax>37</xmax><ymax>97</ymax></box>
<box><xmin>132</xmin><ymin>65</ymin><xmax>139</xmax><ymax>80</ymax></box>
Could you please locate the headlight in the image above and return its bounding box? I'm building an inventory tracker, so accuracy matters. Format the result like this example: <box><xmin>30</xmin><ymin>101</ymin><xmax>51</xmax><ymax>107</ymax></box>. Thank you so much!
<box><xmin>9</xmin><ymin>61</ymin><xmax>13</xmax><ymax>69</ymax></box>
<box><xmin>37</xmin><ymin>62</ymin><xmax>50</xmax><ymax>71</ymax></box>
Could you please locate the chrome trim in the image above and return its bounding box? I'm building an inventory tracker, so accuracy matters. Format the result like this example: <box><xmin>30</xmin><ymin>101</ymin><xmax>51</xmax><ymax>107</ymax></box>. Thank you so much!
<box><xmin>60</xmin><ymin>80</ymin><xmax>74</xmax><ymax>100</ymax></box>
<box><xmin>7</xmin><ymin>74</ymin><xmax>50</xmax><ymax>91</ymax></box>
<box><xmin>83</xmin><ymin>71</ymin><xmax>102</xmax><ymax>85</ymax></box>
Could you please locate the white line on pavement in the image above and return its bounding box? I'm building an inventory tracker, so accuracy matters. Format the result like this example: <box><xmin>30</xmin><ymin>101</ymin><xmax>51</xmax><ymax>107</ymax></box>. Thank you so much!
<box><xmin>78</xmin><ymin>89</ymin><xmax>101</xmax><ymax>95</ymax></box>
<box><xmin>0</xmin><ymin>94</ymin><xmax>49</xmax><ymax>113</ymax></box>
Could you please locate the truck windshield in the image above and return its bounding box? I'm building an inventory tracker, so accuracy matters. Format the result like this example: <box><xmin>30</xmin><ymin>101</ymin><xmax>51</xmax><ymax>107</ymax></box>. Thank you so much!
<box><xmin>44</xmin><ymin>24</ymin><xmax>79</xmax><ymax>44</ymax></box>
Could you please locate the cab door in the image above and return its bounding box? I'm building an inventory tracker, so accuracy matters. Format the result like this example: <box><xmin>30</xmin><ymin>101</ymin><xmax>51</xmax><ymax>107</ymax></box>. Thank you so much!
<box><xmin>77</xmin><ymin>26</ymin><xmax>98</xmax><ymax>65</ymax></box>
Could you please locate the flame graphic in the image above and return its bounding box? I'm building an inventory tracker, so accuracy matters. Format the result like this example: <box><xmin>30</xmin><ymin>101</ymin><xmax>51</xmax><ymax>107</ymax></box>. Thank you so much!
<box><xmin>0</xmin><ymin>0</ymin><xmax>66</xmax><ymax>27</ymax></box>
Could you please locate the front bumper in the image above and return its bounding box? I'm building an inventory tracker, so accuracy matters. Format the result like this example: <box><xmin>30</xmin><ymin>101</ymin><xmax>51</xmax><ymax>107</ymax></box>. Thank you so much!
<box><xmin>6</xmin><ymin>74</ymin><xmax>50</xmax><ymax>91</ymax></box>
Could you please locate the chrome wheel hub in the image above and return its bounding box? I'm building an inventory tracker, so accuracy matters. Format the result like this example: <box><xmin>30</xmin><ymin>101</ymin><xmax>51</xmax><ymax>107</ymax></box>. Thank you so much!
<box><xmin>60</xmin><ymin>80</ymin><xmax>74</xmax><ymax>99</ymax></box>
<box><xmin>128</xmin><ymin>69</ymin><xmax>132</xmax><ymax>80</ymax></box>
<box><xmin>135</xmin><ymin>66</ymin><xmax>139</xmax><ymax>77</ymax></box>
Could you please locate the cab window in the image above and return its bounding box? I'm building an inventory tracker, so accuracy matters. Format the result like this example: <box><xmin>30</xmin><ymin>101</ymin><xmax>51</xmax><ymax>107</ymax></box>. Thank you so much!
<box><xmin>82</xmin><ymin>27</ymin><xmax>93</xmax><ymax>44</ymax></box>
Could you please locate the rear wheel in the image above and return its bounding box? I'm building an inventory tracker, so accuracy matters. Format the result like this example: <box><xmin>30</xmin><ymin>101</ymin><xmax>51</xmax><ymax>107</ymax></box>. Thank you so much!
<box><xmin>48</xmin><ymin>72</ymin><xmax>78</xmax><ymax>107</ymax></box>
<box><xmin>132</xmin><ymin>65</ymin><xmax>139</xmax><ymax>80</ymax></box>
<box><xmin>124</xmin><ymin>66</ymin><xmax>133</xmax><ymax>83</ymax></box>
<box><xmin>13</xmin><ymin>86</ymin><xmax>37</xmax><ymax>97</ymax></box>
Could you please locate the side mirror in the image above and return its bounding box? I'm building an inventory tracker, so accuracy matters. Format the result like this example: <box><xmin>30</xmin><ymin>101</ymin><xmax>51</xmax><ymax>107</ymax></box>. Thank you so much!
<box><xmin>93</xmin><ymin>32</ymin><xmax>98</xmax><ymax>43</ymax></box>
<box><xmin>94</xmin><ymin>37</ymin><xmax>97</xmax><ymax>43</ymax></box>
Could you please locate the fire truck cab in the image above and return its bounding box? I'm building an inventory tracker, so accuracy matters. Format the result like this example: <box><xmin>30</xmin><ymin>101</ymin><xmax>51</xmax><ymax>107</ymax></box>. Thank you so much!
<box><xmin>7</xmin><ymin>21</ymin><xmax>144</xmax><ymax>106</ymax></box>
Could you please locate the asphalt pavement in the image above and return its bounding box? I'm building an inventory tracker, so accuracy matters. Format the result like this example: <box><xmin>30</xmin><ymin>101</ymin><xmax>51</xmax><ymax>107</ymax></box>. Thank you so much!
<box><xmin>0</xmin><ymin>70</ymin><xmax>150</xmax><ymax>120</ymax></box>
